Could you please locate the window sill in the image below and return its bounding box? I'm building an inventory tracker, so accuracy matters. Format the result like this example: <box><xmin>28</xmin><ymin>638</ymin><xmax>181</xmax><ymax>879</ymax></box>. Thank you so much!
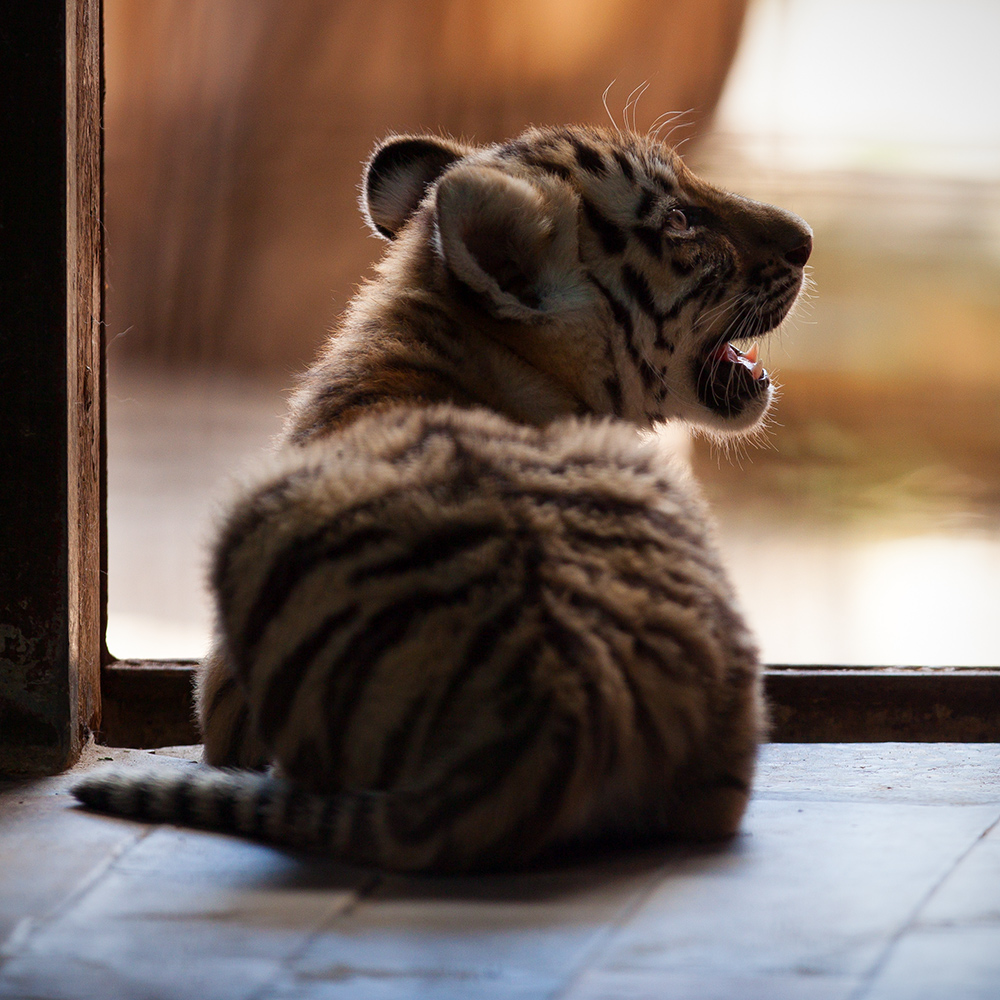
<box><xmin>98</xmin><ymin>661</ymin><xmax>1000</xmax><ymax>749</ymax></box>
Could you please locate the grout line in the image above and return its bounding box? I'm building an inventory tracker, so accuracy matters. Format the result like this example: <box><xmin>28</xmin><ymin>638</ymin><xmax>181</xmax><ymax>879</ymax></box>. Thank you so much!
<box><xmin>0</xmin><ymin>821</ymin><xmax>152</xmax><ymax>971</ymax></box>
<box><xmin>246</xmin><ymin>870</ymin><xmax>384</xmax><ymax>1000</ymax></box>
<box><xmin>549</xmin><ymin>852</ymin><xmax>690</xmax><ymax>1000</ymax></box>
<box><xmin>848</xmin><ymin>805</ymin><xmax>1000</xmax><ymax>1000</ymax></box>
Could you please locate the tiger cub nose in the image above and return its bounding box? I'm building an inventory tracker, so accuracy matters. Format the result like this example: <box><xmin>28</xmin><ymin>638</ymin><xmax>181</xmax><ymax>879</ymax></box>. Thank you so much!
<box><xmin>784</xmin><ymin>233</ymin><xmax>812</xmax><ymax>268</ymax></box>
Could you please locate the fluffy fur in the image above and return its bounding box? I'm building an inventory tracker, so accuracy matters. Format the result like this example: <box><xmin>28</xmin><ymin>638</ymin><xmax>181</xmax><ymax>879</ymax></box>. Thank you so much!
<box><xmin>75</xmin><ymin>125</ymin><xmax>811</xmax><ymax>872</ymax></box>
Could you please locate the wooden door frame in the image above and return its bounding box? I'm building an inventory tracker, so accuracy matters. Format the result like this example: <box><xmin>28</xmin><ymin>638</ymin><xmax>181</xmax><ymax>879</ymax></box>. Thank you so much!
<box><xmin>0</xmin><ymin>0</ymin><xmax>102</xmax><ymax>775</ymax></box>
<box><xmin>1</xmin><ymin>0</ymin><xmax>996</xmax><ymax>777</ymax></box>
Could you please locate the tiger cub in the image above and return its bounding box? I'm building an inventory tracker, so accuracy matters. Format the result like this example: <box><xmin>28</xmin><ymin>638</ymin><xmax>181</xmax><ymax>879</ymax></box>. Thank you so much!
<box><xmin>75</xmin><ymin>125</ymin><xmax>811</xmax><ymax>872</ymax></box>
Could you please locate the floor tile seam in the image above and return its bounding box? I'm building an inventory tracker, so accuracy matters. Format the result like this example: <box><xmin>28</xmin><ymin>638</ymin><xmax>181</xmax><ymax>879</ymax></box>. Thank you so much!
<box><xmin>847</xmin><ymin>804</ymin><xmax>1000</xmax><ymax>1000</ymax></box>
<box><xmin>245</xmin><ymin>870</ymin><xmax>384</xmax><ymax>1000</ymax></box>
<box><xmin>0</xmin><ymin>821</ymin><xmax>152</xmax><ymax>970</ymax></box>
<box><xmin>754</xmin><ymin>793</ymin><xmax>1000</xmax><ymax>805</ymax></box>
<box><xmin>910</xmin><ymin>913</ymin><xmax>1000</xmax><ymax>933</ymax></box>
<box><xmin>546</xmin><ymin>856</ymin><xmax>684</xmax><ymax>1000</ymax></box>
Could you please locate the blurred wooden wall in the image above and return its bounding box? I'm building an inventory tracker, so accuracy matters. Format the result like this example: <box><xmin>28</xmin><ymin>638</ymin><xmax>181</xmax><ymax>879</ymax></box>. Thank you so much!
<box><xmin>104</xmin><ymin>0</ymin><xmax>748</xmax><ymax>373</ymax></box>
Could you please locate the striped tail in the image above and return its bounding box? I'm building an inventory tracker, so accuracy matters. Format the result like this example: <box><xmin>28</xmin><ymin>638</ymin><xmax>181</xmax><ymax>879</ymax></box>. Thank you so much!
<box><xmin>71</xmin><ymin>766</ymin><xmax>440</xmax><ymax>871</ymax></box>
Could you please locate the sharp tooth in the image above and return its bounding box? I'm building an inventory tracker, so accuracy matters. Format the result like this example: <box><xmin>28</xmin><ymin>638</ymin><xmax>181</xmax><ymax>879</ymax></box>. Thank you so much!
<box><xmin>744</xmin><ymin>343</ymin><xmax>759</xmax><ymax>364</ymax></box>
<box><xmin>751</xmin><ymin>360</ymin><xmax>765</xmax><ymax>380</ymax></box>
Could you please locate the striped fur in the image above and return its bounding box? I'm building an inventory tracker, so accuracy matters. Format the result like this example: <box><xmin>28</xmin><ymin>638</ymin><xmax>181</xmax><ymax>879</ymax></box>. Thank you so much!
<box><xmin>75</xmin><ymin>126</ymin><xmax>812</xmax><ymax>872</ymax></box>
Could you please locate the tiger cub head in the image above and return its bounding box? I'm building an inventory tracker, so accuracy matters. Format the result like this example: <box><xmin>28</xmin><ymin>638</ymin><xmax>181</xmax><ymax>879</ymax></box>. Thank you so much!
<box><xmin>363</xmin><ymin>125</ymin><xmax>811</xmax><ymax>434</ymax></box>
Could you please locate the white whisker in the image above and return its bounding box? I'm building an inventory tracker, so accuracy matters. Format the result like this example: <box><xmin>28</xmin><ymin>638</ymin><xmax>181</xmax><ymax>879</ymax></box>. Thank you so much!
<box><xmin>624</xmin><ymin>81</ymin><xmax>651</xmax><ymax>133</ymax></box>
<box><xmin>602</xmin><ymin>80</ymin><xmax>620</xmax><ymax>135</ymax></box>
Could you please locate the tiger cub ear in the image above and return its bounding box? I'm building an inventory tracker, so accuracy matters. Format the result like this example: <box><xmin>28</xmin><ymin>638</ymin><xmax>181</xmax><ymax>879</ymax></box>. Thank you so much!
<box><xmin>363</xmin><ymin>135</ymin><xmax>469</xmax><ymax>240</ymax></box>
<box><xmin>434</xmin><ymin>165</ymin><xmax>582</xmax><ymax>321</ymax></box>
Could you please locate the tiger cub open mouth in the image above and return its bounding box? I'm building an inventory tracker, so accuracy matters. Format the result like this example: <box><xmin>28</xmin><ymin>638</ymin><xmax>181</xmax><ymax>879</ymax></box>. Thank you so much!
<box><xmin>696</xmin><ymin>340</ymin><xmax>768</xmax><ymax>420</ymax></box>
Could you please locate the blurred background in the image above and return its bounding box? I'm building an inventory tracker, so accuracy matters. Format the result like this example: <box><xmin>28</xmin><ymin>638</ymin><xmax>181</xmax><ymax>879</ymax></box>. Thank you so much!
<box><xmin>105</xmin><ymin>0</ymin><xmax>1000</xmax><ymax>666</ymax></box>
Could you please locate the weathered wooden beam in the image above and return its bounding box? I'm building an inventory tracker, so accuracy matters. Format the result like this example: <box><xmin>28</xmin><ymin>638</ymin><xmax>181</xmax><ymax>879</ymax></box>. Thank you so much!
<box><xmin>766</xmin><ymin>667</ymin><xmax>1000</xmax><ymax>742</ymax></box>
<box><xmin>97</xmin><ymin>662</ymin><xmax>1000</xmax><ymax>749</ymax></box>
<box><xmin>0</xmin><ymin>0</ymin><xmax>103</xmax><ymax>775</ymax></box>
<box><xmin>100</xmin><ymin>661</ymin><xmax>199</xmax><ymax>749</ymax></box>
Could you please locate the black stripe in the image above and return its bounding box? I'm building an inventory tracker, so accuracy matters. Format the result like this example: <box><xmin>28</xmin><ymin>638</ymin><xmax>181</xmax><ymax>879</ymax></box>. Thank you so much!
<box><xmin>705</xmin><ymin>262</ymin><xmax>737</xmax><ymax>306</ymax></box>
<box><xmin>542</xmin><ymin>585</ymin><xmax>704</xmax><ymax>762</ymax></box>
<box><xmin>621</xmin><ymin>653</ymin><xmax>683</xmax><ymax>761</ymax></box>
<box><xmin>280</xmin><ymin>787</ymin><xmax>313</xmax><ymax>844</ymax></box>
<box><xmin>74</xmin><ymin>777</ymin><xmax>112</xmax><ymax>813</ymax></box>
<box><xmin>346</xmin><ymin>792</ymin><xmax>377</xmax><ymax>862</ymax></box>
<box><xmin>128</xmin><ymin>777</ymin><xmax>151</xmax><ymax>818</ymax></box>
<box><xmin>588</xmin><ymin>274</ymin><xmax>634</xmax><ymax>338</ymax></box>
<box><xmin>524</xmin><ymin>155</ymin><xmax>574</xmax><ymax>181</ymax></box>
<box><xmin>285</xmin><ymin>737</ymin><xmax>325</xmax><ymax>781</ymax></box>
<box><xmin>212</xmin><ymin>468</ymin><xmax>324</xmax><ymax>603</ymax></box>
<box><xmin>317</xmin><ymin>793</ymin><xmax>343</xmax><ymax>850</ymax></box>
<box><xmin>637</xmin><ymin>357</ymin><xmax>659</xmax><ymax>390</ymax></box>
<box><xmin>377</xmin><ymin>355</ymin><xmax>467</xmax><ymax>394</ymax></box>
<box><xmin>312</xmin><ymin>381</ymin><xmax>376</xmax><ymax>409</ymax></box>
<box><xmin>398</xmin><ymin>311</ymin><xmax>463</xmax><ymax>360</ymax></box>
<box><xmin>172</xmin><ymin>771</ymin><xmax>198</xmax><ymax>825</ymax></box>
<box><xmin>621</xmin><ymin>263</ymin><xmax>661</xmax><ymax>323</ymax></box>
<box><xmin>495</xmin><ymin>485</ymin><xmax>654</xmax><ymax>519</ymax></box>
<box><xmin>660</xmin><ymin>290</ymin><xmax>688</xmax><ymax>324</ymax></box>
<box><xmin>349</xmin><ymin>523</ymin><xmax>496</xmax><ymax>583</ymax></box>
<box><xmin>562</xmin><ymin>556</ymin><xmax>703</xmax><ymax>614</ymax></box>
<box><xmin>213</xmin><ymin>781</ymin><xmax>238</xmax><ymax>832</ymax></box>
<box><xmin>671</xmin><ymin>257</ymin><xmax>695</xmax><ymax>277</ymax></box>
<box><xmin>239</xmin><ymin>525</ymin><xmax>391</xmax><ymax>657</ymax></box>
<box><xmin>542</xmin><ymin>611</ymin><xmax>613</xmax><ymax>772</ymax></box>
<box><xmin>419</xmin><ymin>589</ymin><xmax>527</xmax><ymax>749</ymax></box>
<box><xmin>611</xmin><ymin>149</ymin><xmax>636</xmax><ymax>183</ymax></box>
<box><xmin>603</xmin><ymin>375</ymin><xmax>623</xmax><ymax>416</ymax></box>
<box><xmin>639</xmin><ymin>621</ymin><xmax>729</xmax><ymax>689</ymax></box>
<box><xmin>227</xmin><ymin>703</ymin><xmax>251</xmax><ymax>765</ymax></box>
<box><xmin>250</xmin><ymin>781</ymin><xmax>278</xmax><ymax>837</ymax></box>
<box><xmin>388</xmin><ymin>694</ymin><xmax>554</xmax><ymax>849</ymax></box>
<box><xmin>632</xmin><ymin>225</ymin><xmax>663</xmax><ymax>260</ymax></box>
<box><xmin>657</xmin><ymin>270</ymin><xmax>719</xmax><ymax>333</ymax></box>
<box><xmin>391</xmin><ymin>423</ymin><xmax>457</xmax><ymax>466</ymax></box>
<box><xmin>581</xmin><ymin>197</ymin><xmax>627</xmax><ymax>254</ymax></box>
<box><xmin>654</xmin><ymin>330</ymin><xmax>675</xmax><ymax>353</ymax></box>
<box><xmin>256</xmin><ymin>603</ymin><xmax>360</xmax><ymax>744</ymax></box>
<box><xmin>570</xmin><ymin>137</ymin><xmax>608</xmax><ymax>176</ymax></box>
<box><xmin>206</xmin><ymin>673</ymin><xmax>238</xmax><ymax>727</ymax></box>
<box><xmin>374</xmin><ymin>691</ymin><xmax>431</xmax><ymax>788</ymax></box>
<box><xmin>498</xmin><ymin>140</ymin><xmax>527</xmax><ymax>159</ymax></box>
<box><xmin>488</xmin><ymin>447</ymin><xmax>638</xmax><ymax>481</ymax></box>
<box><xmin>552</xmin><ymin>523</ymin><xmax>663</xmax><ymax>551</ymax></box>
<box><xmin>323</xmin><ymin>582</ymin><xmax>493</xmax><ymax>774</ymax></box>
<box><xmin>493</xmin><ymin>641</ymin><xmax>543</xmax><ymax>725</ymax></box>
<box><xmin>587</xmin><ymin>274</ymin><xmax>639</xmax><ymax>363</ymax></box>
<box><xmin>505</xmin><ymin>717</ymin><xmax>579</xmax><ymax>862</ymax></box>
<box><xmin>652</xmin><ymin>173</ymin><xmax>675</xmax><ymax>195</ymax></box>
<box><xmin>644</xmin><ymin>505</ymin><xmax>710</xmax><ymax>545</ymax></box>
<box><xmin>496</xmin><ymin>486</ymin><xmax>704</xmax><ymax>547</ymax></box>
<box><xmin>635</xmin><ymin>188</ymin><xmax>657</xmax><ymax>221</ymax></box>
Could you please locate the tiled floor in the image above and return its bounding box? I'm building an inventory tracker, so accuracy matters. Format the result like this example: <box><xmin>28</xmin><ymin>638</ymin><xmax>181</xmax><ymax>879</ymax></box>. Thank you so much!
<box><xmin>1</xmin><ymin>743</ymin><xmax>998</xmax><ymax>999</ymax></box>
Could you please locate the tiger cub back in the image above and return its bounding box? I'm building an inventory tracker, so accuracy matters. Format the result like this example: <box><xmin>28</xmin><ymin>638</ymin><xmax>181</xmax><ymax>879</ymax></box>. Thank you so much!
<box><xmin>74</xmin><ymin>125</ymin><xmax>811</xmax><ymax>872</ymax></box>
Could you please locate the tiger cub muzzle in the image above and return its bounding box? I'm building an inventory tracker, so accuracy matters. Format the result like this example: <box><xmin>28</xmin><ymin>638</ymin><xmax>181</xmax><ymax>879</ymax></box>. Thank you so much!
<box><xmin>693</xmin><ymin>205</ymin><xmax>812</xmax><ymax>422</ymax></box>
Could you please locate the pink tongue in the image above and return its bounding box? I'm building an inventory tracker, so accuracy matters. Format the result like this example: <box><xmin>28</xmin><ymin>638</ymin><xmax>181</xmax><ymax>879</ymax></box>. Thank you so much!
<box><xmin>710</xmin><ymin>343</ymin><xmax>742</xmax><ymax>365</ymax></box>
<box><xmin>710</xmin><ymin>342</ymin><xmax>765</xmax><ymax>379</ymax></box>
